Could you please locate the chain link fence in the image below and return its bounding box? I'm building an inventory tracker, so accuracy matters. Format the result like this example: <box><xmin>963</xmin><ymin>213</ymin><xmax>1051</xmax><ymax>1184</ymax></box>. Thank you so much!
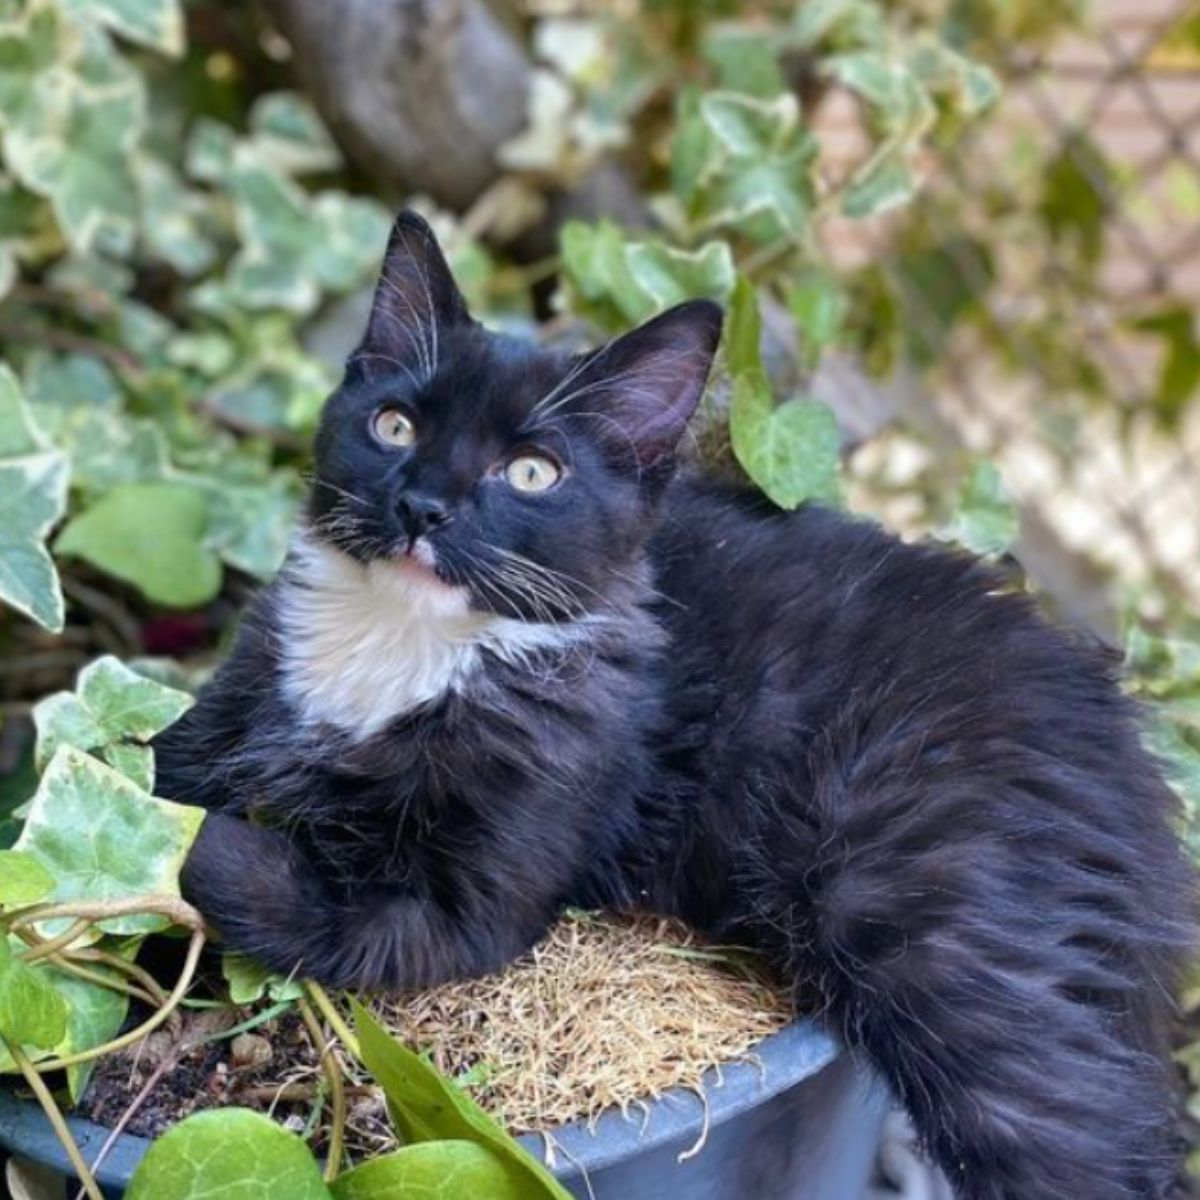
<box><xmin>827</xmin><ymin>0</ymin><xmax>1200</xmax><ymax>637</ymax></box>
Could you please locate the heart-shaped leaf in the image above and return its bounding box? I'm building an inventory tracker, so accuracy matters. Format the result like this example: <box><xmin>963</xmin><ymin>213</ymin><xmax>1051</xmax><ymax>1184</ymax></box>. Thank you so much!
<box><xmin>939</xmin><ymin>461</ymin><xmax>1018</xmax><ymax>557</ymax></box>
<box><xmin>0</xmin><ymin>935</ymin><xmax>67</xmax><ymax>1054</ymax></box>
<box><xmin>331</xmin><ymin>1141</ymin><xmax>533</xmax><ymax>1200</ymax></box>
<box><xmin>126</xmin><ymin>1109</ymin><xmax>330</xmax><ymax>1200</ymax></box>
<box><xmin>730</xmin><ymin>369</ymin><xmax>841</xmax><ymax>509</ymax></box>
<box><xmin>55</xmin><ymin>481</ymin><xmax>222</xmax><ymax>609</ymax></box>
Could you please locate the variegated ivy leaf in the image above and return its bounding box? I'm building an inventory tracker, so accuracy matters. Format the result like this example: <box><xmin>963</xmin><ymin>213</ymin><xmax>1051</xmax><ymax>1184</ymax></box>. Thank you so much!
<box><xmin>62</xmin><ymin>0</ymin><xmax>184</xmax><ymax>57</ymax></box>
<box><xmin>826</xmin><ymin>53</ymin><xmax>935</xmax><ymax>146</ymax></box>
<box><xmin>249</xmin><ymin>91</ymin><xmax>342</xmax><ymax>176</ymax></box>
<box><xmin>2</xmin><ymin>21</ymin><xmax>144</xmax><ymax>251</ymax></box>
<box><xmin>671</xmin><ymin>91</ymin><xmax>817</xmax><ymax>243</ymax></box>
<box><xmin>791</xmin><ymin>0</ymin><xmax>886</xmax><ymax>51</ymax></box>
<box><xmin>0</xmin><ymin>363</ymin><xmax>68</xmax><ymax>632</ymax></box>
<box><xmin>0</xmin><ymin>0</ymin><xmax>80</xmax><ymax>141</ymax></box>
<box><xmin>561</xmin><ymin>219</ymin><xmax>734</xmax><ymax>327</ymax></box>
<box><xmin>939</xmin><ymin>461</ymin><xmax>1019</xmax><ymax>558</ymax></box>
<box><xmin>137</xmin><ymin>159</ymin><xmax>217</xmax><ymax>277</ymax></box>
<box><xmin>34</xmin><ymin>655</ymin><xmax>193</xmax><ymax>791</ymax></box>
<box><xmin>202</xmin><ymin>472</ymin><xmax>303</xmax><ymax>581</ymax></box>
<box><xmin>14</xmin><ymin>746</ymin><xmax>205</xmax><ymax>937</ymax></box>
<box><xmin>223</xmin><ymin>146</ymin><xmax>391</xmax><ymax>315</ymax></box>
<box><xmin>24</xmin><ymin>352</ymin><xmax>170</xmax><ymax>497</ymax></box>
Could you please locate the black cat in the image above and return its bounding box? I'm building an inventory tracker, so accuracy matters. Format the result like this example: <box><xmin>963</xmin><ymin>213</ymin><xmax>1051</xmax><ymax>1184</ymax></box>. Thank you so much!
<box><xmin>156</xmin><ymin>211</ymin><xmax>1193</xmax><ymax>1199</ymax></box>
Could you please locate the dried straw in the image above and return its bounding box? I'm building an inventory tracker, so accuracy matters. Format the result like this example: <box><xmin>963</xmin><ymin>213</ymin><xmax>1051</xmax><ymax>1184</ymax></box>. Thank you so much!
<box><xmin>366</xmin><ymin>911</ymin><xmax>792</xmax><ymax>1136</ymax></box>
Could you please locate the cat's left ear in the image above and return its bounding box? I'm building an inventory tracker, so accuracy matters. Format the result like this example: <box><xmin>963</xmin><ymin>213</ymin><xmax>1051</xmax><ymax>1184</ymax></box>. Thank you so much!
<box><xmin>348</xmin><ymin>210</ymin><xmax>471</xmax><ymax>383</ymax></box>
<box><xmin>564</xmin><ymin>300</ymin><xmax>723</xmax><ymax>475</ymax></box>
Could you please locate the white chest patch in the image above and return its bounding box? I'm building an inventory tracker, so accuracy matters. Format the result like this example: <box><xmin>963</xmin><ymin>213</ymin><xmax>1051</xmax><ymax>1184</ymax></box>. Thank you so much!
<box><xmin>278</xmin><ymin>536</ymin><xmax>584</xmax><ymax>738</ymax></box>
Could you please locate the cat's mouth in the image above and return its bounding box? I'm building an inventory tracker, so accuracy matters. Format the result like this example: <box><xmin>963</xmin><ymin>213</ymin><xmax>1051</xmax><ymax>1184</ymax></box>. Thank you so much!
<box><xmin>389</xmin><ymin>537</ymin><xmax>449</xmax><ymax>586</ymax></box>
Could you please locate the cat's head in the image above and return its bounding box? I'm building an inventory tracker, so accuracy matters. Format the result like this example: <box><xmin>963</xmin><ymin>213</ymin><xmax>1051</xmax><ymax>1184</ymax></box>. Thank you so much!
<box><xmin>309</xmin><ymin>211</ymin><xmax>721</xmax><ymax>620</ymax></box>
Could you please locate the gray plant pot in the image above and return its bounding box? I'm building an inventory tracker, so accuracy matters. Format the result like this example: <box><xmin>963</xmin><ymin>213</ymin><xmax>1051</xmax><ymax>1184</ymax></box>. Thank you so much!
<box><xmin>0</xmin><ymin>1019</ymin><xmax>887</xmax><ymax>1199</ymax></box>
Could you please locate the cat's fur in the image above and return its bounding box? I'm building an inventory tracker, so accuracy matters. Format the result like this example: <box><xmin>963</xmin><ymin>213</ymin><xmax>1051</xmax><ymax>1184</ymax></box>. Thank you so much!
<box><xmin>156</xmin><ymin>211</ymin><xmax>1194</xmax><ymax>1199</ymax></box>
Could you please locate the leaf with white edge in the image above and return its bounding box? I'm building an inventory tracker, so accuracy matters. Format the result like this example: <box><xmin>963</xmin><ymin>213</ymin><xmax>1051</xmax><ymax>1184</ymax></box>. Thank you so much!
<box><xmin>126</xmin><ymin>1109</ymin><xmax>330</xmax><ymax>1200</ymax></box>
<box><xmin>0</xmin><ymin>934</ymin><xmax>67</xmax><ymax>1053</ymax></box>
<box><xmin>249</xmin><ymin>91</ymin><xmax>341</xmax><ymax>175</ymax></box>
<box><xmin>14</xmin><ymin>746</ymin><xmax>205</xmax><ymax>936</ymax></box>
<box><xmin>352</xmin><ymin>1000</ymin><xmax>573</xmax><ymax>1200</ymax></box>
<box><xmin>841</xmin><ymin>151</ymin><xmax>916</xmax><ymax>218</ymax></box>
<box><xmin>222</xmin><ymin>954</ymin><xmax>304</xmax><ymax>1006</ymax></box>
<box><xmin>730</xmin><ymin>369</ymin><xmax>842</xmax><ymax>509</ymax></box>
<box><xmin>34</xmin><ymin>655</ymin><xmax>193</xmax><ymax>788</ymax></box>
<box><xmin>6</xmin><ymin>30</ymin><xmax>144</xmax><ymax>252</ymax></box>
<box><xmin>0</xmin><ymin>365</ymin><xmax>67</xmax><ymax>632</ymax></box>
<box><xmin>136</xmin><ymin>159</ymin><xmax>216</xmax><ymax>277</ymax></box>
<box><xmin>940</xmin><ymin>461</ymin><xmax>1018</xmax><ymax>557</ymax></box>
<box><xmin>55</xmin><ymin>481</ymin><xmax>222</xmax><ymax>609</ymax></box>
<box><xmin>62</xmin><ymin>0</ymin><xmax>184</xmax><ymax>56</ymax></box>
<box><xmin>330</xmin><ymin>1142</ymin><xmax>536</xmax><ymax>1200</ymax></box>
<box><xmin>625</xmin><ymin>239</ymin><xmax>735</xmax><ymax>312</ymax></box>
<box><xmin>185</xmin><ymin>117</ymin><xmax>236</xmax><ymax>183</ymax></box>
<box><xmin>203</xmin><ymin>475</ymin><xmax>301</xmax><ymax>580</ymax></box>
<box><xmin>560</xmin><ymin>218</ymin><xmax>646</xmax><ymax>325</ymax></box>
<box><xmin>0</xmin><ymin>850</ymin><xmax>54</xmax><ymax>906</ymax></box>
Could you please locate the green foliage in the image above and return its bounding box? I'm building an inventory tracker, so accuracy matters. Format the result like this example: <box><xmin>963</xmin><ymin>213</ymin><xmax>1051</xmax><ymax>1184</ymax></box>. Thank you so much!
<box><xmin>938</xmin><ymin>462</ymin><xmax>1019</xmax><ymax>558</ymax></box>
<box><xmin>222</xmin><ymin>953</ymin><xmax>304</xmax><ymax>1006</ymax></box>
<box><xmin>0</xmin><ymin>932</ymin><xmax>67</xmax><ymax>1053</ymax></box>
<box><xmin>0</xmin><ymin>364</ymin><xmax>67</xmax><ymax>631</ymax></box>
<box><xmin>126</xmin><ymin>1109</ymin><xmax>330</xmax><ymax>1200</ymax></box>
<box><xmin>352</xmin><ymin>1000</ymin><xmax>572</xmax><ymax>1199</ymax></box>
<box><xmin>33</xmin><ymin>654</ymin><xmax>193</xmax><ymax>791</ymax></box>
<box><xmin>15</xmin><ymin>746</ymin><xmax>204</xmax><ymax>936</ymax></box>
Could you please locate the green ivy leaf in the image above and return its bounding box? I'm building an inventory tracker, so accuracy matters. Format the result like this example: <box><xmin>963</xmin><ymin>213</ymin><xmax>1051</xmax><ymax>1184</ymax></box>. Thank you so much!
<box><xmin>352</xmin><ymin>1000</ymin><xmax>573</xmax><ymax>1200</ymax></box>
<box><xmin>34</xmin><ymin>655</ymin><xmax>193</xmax><ymax>790</ymax></box>
<box><xmin>730</xmin><ymin>369</ymin><xmax>841</xmax><ymax>509</ymax></box>
<box><xmin>62</xmin><ymin>0</ymin><xmax>184</xmax><ymax>56</ymax></box>
<box><xmin>789</xmin><ymin>271</ymin><xmax>847</xmax><ymax>366</ymax></box>
<box><xmin>673</xmin><ymin>91</ymin><xmax>818</xmax><ymax>242</ymax></box>
<box><xmin>249</xmin><ymin>91</ymin><xmax>342</xmax><ymax>175</ymax></box>
<box><xmin>703</xmin><ymin>28</ymin><xmax>786</xmax><ymax>97</ymax></box>
<box><xmin>126</xmin><ymin>1109</ymin><xmax>330</xmax><ymax>1200</ymax></box>
<box><xmin>222</xmin><ymin>954</ymin><xmax>304</xmax><ymax>1006</ymax></box>
<box><xmin>14</xmin><ymin>746</ymin><xmax>205</xmax><ymax>936</ymax></box>
<box><xmin>561</xmin><ymin>220</ymin><xmax>734</xmax><ymax>327</ymax></box>
<box><xmin>1039</xmin><ymin>135</ymin><xmax>1112</xmax><ymax>271</ymax></box>
<box><xmin>0</xmin><ymin>363</ymin><xmax>68</xmax><ymax>632</ymax></box>
<box><xmin>0</xmin><ymin>849</ymin><xmax>54</xmax><ymax>906</ymax></box>
<box><xmin>841</xmin><ymin>151</ymin><xmax>915</xmax><ymax>218</ymax></box>
<box><xmin>940</xmin><ymin>461</ymin><xmax>1018</xmax><ymax>557</ymax></box>
<box><xmin>331</xmin><ymin>1142</ymin><xmax>535</xmax><ymax>1200</ymax></box>
<box><xmin>0</xmin><ymin>934</ymin><xmax>68</xmax><ymax>1053</ymax></box>
<box><xmin>55</xmin><ymin>481</ymin><xmax>222</xmax><ymax>609</ymax></box>
<box><xmin>725</xmin><ymin>275</ymin><xmax>762</xmax><ymax>378</ymax></box>
<box><xmin>5</xmin><ymin>28</ymin><xmax>144</xmax><ymax>252</ymax></box>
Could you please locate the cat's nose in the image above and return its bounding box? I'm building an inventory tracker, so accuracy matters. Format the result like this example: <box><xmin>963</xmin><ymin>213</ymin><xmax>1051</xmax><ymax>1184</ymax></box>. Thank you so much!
<box><xmin>396</xmin><ymin>492</ymin><xmax>452</xmax><ymax>542</ymax></box>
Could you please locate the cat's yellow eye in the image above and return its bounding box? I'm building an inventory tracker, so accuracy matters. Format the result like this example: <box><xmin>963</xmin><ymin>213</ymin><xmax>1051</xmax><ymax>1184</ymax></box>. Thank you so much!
<box><xmin>373</xmin><ymin>408</ymin><xmax>416</xmax><ymax>448</ymax></box>
<box><xmin>505</xmin><ymin>453</ymin><xmax>561</xmax><ymax>493</ymax></box>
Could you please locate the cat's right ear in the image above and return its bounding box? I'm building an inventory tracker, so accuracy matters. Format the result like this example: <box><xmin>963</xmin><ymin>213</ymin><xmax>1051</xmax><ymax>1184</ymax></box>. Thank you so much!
<box><xmin>347</xmin><ymin>211</ymin><xmax>471</xmax><ymax>384</ymax></box>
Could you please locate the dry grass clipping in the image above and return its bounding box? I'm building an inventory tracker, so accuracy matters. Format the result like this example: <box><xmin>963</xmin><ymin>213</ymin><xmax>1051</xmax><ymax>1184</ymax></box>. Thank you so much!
<box><xmin>365</xmin><ymin>911</ymin><xmax>793</xmax><ymax>1137</ymax></box>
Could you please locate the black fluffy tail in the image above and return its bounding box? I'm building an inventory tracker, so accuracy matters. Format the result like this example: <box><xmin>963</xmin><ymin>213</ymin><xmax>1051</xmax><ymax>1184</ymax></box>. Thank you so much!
<box><xmin>748</xmin><ymin>700</ymin><xmax>1194</xmax><ymax>1199</ymax></box>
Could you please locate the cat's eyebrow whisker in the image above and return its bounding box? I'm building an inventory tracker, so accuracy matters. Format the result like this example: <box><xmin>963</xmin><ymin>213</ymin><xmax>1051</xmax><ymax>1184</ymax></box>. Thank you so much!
<box><xmin>313</xmin><ymin>480</ymin><xmax>371</xmax><ymax>508</ymax></box>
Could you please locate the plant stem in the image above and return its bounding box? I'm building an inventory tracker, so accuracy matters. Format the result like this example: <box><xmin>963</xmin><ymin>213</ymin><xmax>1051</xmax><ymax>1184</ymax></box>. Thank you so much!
<box><xmin>298</xmin><ymin>996</ymin><xmax>347</xmax><ymax>1182</ymax></box>
<box><xmin>69</xmin><ymin>946</ymin><xmax>170</xmax><ymax>1008</ymax></box>
<box><xmin>15</xmin><ymin>918</ymin><xmax>93</xmax><ymax>963</ymax></box>
<box><xmin>2</xmin><ymin>1035</ymin><xmax>103</xmax><ymax>1200</ymax></box>
<box><xmin>5</xmin><ymin>895</ymin><xmax>207</xmax><ymax>933</ymax></box>
<box><xmin>30</xmin><ymin>930</ymin><xmax>205</xmax><ymax>1074</ymax></box>
<box><xmin>304</xmin><ymin>982</ymin><xmax>360</xmax><ymax>1059</ymax></box>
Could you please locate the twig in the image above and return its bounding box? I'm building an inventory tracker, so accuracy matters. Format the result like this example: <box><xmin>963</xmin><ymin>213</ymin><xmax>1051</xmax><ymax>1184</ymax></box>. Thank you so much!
<box><xmin>30</xmin><ymin>930</ymin><xmax>205</xmax><ymax>1074</ymax></box>
<box><xmin>68</xmin><ymin>946</ymin><xmax>170</xmax><ymax>1008</ymax></box>
<box><xmin>11</xmin><ymin>929</ymin><xmax>159</xmax><ymax>1006</ymax></box>
<box><xmin>2</xmin><ymin>1035</ymin><xmax>103</xmax><ymax>1200</ymax></box>
<box><xmin>298</xmin><ymin>996</ymin><xmax>347</xmax><ymax>1182</ymax></box>
<box><xmin>78</xmin><ymin>1047</ymin><xmax>181</xmax><ymax>1197</ymax></box>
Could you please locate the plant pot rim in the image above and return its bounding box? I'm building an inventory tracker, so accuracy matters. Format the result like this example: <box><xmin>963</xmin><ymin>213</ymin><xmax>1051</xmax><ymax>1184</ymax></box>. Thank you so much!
<box><xmin>0</xmin><ymin>1017</ymin><xmax>840</xmax><ymax>1190</ymax></box>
